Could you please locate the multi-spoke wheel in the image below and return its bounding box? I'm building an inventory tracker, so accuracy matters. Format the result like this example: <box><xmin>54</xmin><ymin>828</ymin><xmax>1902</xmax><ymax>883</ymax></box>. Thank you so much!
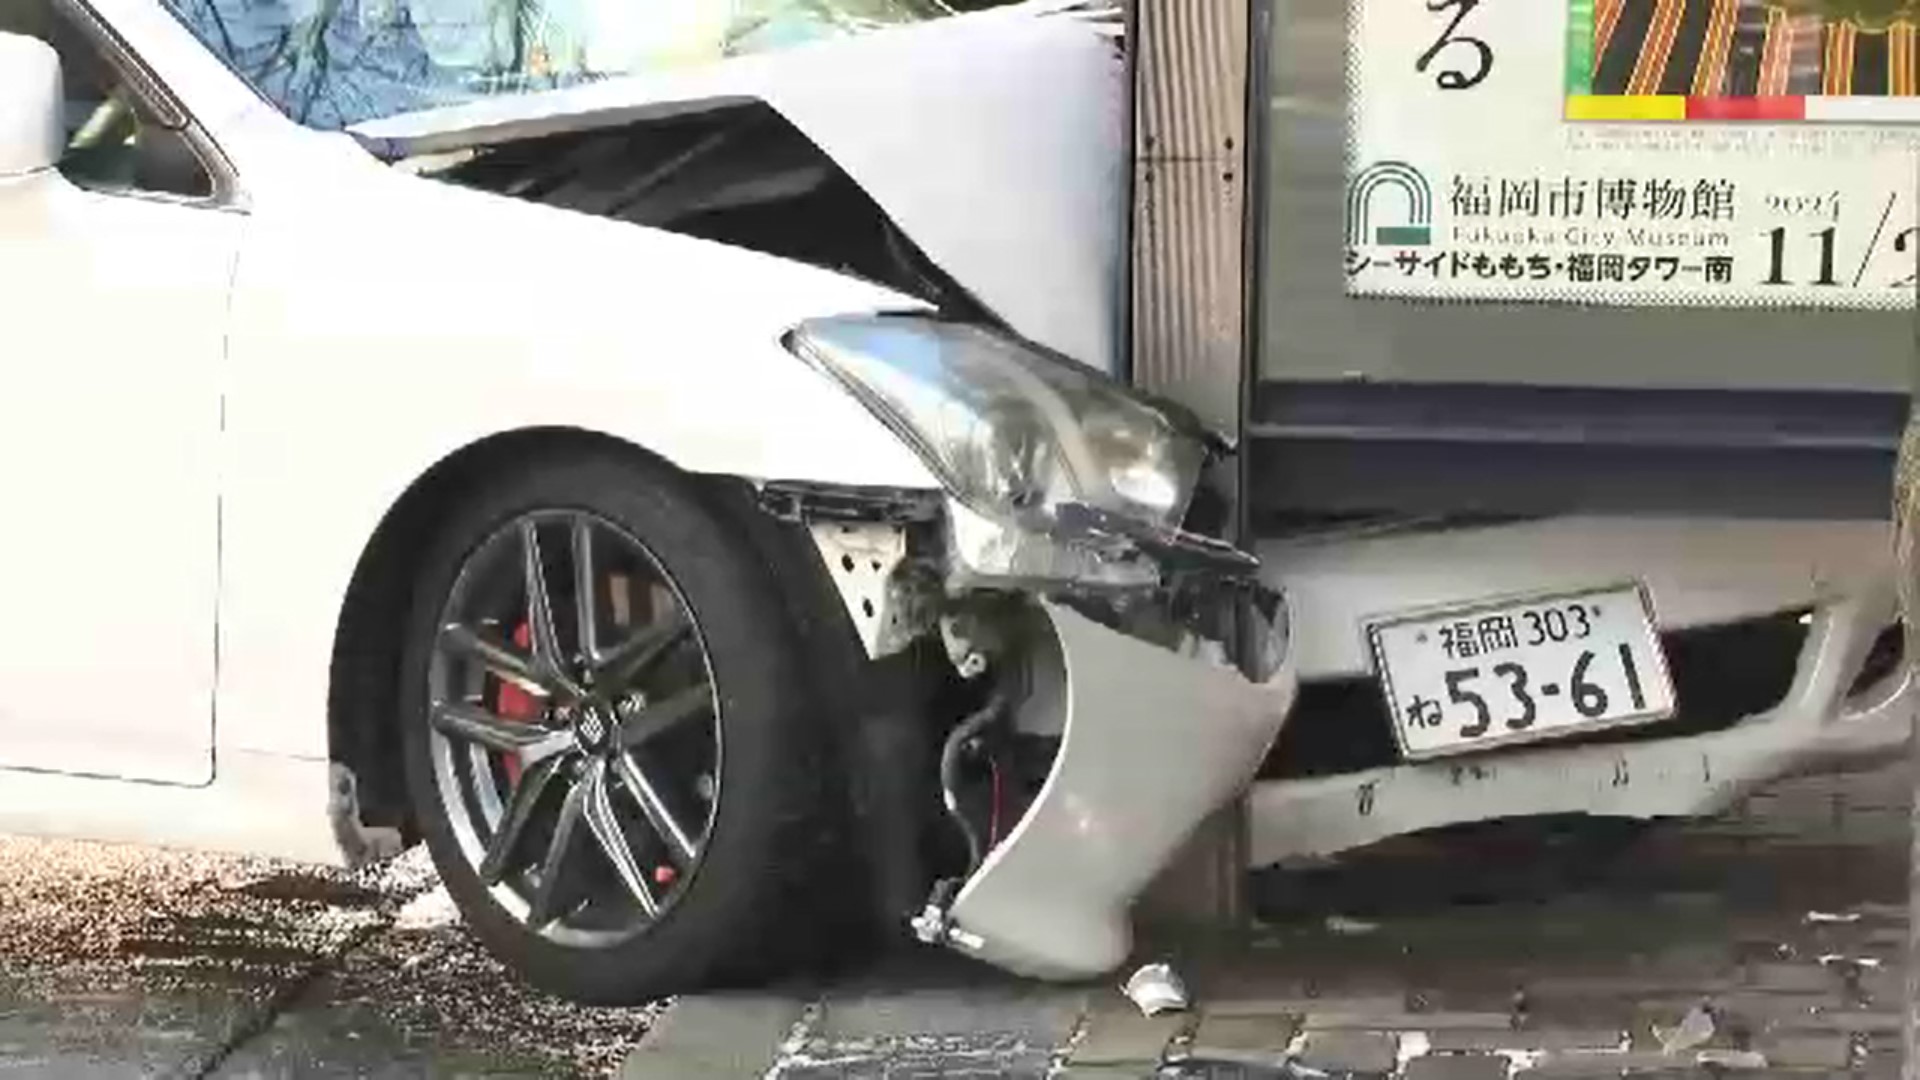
<box><xmin>399</xmin><ymin>455</ymin><xmax>831</xmax><ymax>1003</ymax></box>
<box><xmin>430</xmin><ymin>509</ymin><xmax>719</xmax><ymax>942</ymax></box>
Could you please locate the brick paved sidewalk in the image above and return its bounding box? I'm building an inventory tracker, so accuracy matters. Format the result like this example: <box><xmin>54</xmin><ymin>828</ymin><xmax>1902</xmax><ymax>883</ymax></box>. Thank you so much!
<box><xmin>622</xmin><ymin>764</ymin><xmax>1913</xmax><ymax>1080</ymax></box>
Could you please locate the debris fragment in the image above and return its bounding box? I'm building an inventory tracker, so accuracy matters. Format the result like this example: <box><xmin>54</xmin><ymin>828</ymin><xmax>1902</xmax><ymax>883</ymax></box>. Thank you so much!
<box><xmin>1819</xmin><ymin>953</ymin><xmax>1883</xmax><ymax>969</ymax></box>
<box><xmin>1804</xmin><ymin>911</ymin><xmax>1862</xmax><ymax>925</ymax></box>
<box><xmin>1654</xmin><ymin>1001</ymin><xmax>1716</xmax><ymax>1055</ymax></box>
<box><xmin>1325</xmin><ymin>914</ymin><xmax>1380</xmax><ymax>935</ymax></box>
<box><xmin>1491</xmin><ymin>1049</ymin><xmax>1549</xmax><ymax>1073</ymax></box>
<box><xmin>1396</xmin><ymin>1030</ymin><xmax>1431</xmax><ymax>1068</ymax></box>
<box><xmin>393</xmin><ymin>885</ymin><xmax>461</xmax><ymax>931</ymax></box>
<box><xmin>1697</xmin><ymin>1048</ymin><xmax>1768</xmax><ymax>1069</ymax></box>
<box><xmin>1122</xmin><ymin>962</ymin><xmax>1190</xmax><ymax>1016</ymax></box>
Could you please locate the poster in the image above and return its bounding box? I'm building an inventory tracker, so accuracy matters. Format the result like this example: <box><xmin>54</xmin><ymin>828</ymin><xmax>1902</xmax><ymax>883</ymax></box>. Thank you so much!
<box><xmin>1345</xmin><ymin>0</ymin><xmax>1920</xmax><ymax>307</ymax></box>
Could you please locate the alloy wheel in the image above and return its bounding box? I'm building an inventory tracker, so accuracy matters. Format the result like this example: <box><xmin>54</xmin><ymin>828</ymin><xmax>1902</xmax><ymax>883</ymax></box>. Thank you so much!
<box><xmin>426</xmin><ymin>510</ymin><xmax>721</xmax><ymax>947</ymax></box>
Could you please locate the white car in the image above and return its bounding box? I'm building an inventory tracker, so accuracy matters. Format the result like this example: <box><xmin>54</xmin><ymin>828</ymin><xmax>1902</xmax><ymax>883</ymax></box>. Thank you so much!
<box><xmin>0</xmin><ymin>0</ymin><xmax>1909</xmax><ymax>1008</ymax></box>
<box><xmin>0</xmin><ymin>0</ymin><xmax>1292</xmax><ymax>1003</ymax></box>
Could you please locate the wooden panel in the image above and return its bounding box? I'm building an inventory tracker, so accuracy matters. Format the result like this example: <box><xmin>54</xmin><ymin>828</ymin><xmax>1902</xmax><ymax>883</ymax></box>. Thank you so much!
<box><xmin>1130</xmin><ymin>0</ymin><xmax>1251</xmax><ymax>433</ymax></box>
<box><xmin>1130</xmin><ymin>0</ymin><xmax>1257</xmax><ymax>930</ymax></box>
<box><xmin>1134</xmin><ymin>0</ymin><xmax>1250</xmax><ymax>158</ymax></box>
<box><xmin>1132</xmin><ymin>159</ymin><xmax>1245</xmax><ymax>429</ymax></box>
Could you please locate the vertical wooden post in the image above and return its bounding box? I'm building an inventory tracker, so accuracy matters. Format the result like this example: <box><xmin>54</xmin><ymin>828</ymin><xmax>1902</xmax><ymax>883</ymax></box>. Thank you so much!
<box><xmin>1899</xmin><ymin>170</ymin><xmax>1920</xmax><ymax>1080</ymax></box>
<box><xmin>1129</xmin><ymin>0</ymin><xmax>1253</xmax><ymax>435</ymax></box>
<box><xmin>1898</xmin><ymin>409</ymin><xmax>1918</xmax><ymax>1080</ymax></box>
<box><xmin>1130</xmin><ymin>0</ymin><xmax>1258</xmax><ymax>931</ymax></box>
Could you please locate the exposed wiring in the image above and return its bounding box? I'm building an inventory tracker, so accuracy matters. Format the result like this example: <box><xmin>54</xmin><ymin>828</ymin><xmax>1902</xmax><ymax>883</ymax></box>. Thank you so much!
<box><xmin>939</xmin><ymin>692</ymin><xmax>1005</xmax><ymax>876</ymax></box>
<box><xmin>988</xmin><ymin>760</ymin><xmax>1003</xmax><ymax>847</ymax></box>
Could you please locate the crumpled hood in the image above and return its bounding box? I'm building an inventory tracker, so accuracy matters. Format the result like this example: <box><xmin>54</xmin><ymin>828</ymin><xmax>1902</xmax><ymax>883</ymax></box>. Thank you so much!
<box><xmin>349</xmin><ymin>2</ymin><xmax>1126</xmax><ymax>373</ymax></box>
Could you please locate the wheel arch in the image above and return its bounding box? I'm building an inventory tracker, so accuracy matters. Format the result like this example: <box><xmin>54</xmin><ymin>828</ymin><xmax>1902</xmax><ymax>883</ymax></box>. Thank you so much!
<box><xmin>327</xmin><ymin>422</ymin><xmax>940</xmax><ymax>954</ymax></box>
<box><xmin>327</xmin><ymin>425</ymin><xmax>684</xmax><ymax>839</ymax></box>
<box><xmin>324</xmin><ymin>423</ymin><xmax>899</xmax><ymax>849</ymax></box>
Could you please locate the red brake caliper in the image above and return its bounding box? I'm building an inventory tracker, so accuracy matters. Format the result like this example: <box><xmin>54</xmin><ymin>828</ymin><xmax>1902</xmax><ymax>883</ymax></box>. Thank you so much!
<box><xmin>494</xmin><ymin>615</ymin><xmax>680</xmax><ymax>889</ymax></box>
<box><xmin>495</xmin><ymin>621</ymin><xmax>537</xmax><ymax>786</ymax></box>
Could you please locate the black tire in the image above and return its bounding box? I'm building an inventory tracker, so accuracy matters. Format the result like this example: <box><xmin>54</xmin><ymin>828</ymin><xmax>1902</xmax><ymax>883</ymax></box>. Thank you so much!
<box><xmin>397</xmin><ymin>450</ymin><xmax>830</xmax><ymax>1004</ymax></box>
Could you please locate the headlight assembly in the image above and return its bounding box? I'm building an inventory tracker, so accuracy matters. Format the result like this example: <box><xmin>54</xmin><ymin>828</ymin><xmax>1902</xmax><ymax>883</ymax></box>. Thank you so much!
<box><xmin>786</xmin><ymin>315</ymin><xmax>1210</xmax><ymax>532</ymax></box>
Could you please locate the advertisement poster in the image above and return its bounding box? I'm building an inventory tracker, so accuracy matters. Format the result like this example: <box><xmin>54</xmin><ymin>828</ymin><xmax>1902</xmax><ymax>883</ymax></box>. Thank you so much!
<box><xmin>1346</xmin><ymin>0</ymin><xmax>1920</xmax><ymax>307</ymax></box>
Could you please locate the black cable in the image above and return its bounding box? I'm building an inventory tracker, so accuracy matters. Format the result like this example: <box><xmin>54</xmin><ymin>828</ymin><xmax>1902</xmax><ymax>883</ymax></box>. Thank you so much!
<box><xmin>938</xmin><ymin>692</ymin><xmax>1005</xmax><ymax>877</ymax></box>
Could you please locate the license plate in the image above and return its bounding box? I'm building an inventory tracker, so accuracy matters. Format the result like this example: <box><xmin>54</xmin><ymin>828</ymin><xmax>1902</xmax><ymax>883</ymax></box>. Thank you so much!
<box><xmin>1368</xmin><ymin>584</ymin><xmax>1677</xmax><ymax>760</ymax></box>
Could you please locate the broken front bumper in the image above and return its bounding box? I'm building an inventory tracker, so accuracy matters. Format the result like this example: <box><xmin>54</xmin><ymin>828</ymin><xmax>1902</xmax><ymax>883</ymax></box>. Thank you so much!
<box><xmin>921</xmin><ymin>592</ymin><xmax>1297</xmax><ymax>980</ymax></box>
<box><xmin>784</xmin><ymin>482</ymin><xmax>1297</xmax><ymax>980</ymax></box>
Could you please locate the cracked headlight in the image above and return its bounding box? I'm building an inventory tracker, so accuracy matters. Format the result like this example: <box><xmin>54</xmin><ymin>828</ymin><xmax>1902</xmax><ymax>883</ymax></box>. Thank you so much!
<box><xmin>787</xmin><ymin>315</ymin><xmax>1210</xmax><ymax>530</ymax></box>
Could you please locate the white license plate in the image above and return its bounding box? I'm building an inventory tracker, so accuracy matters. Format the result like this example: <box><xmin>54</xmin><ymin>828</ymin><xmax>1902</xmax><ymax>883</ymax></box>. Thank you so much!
<box><xmin>1368</xmin><ymin>584</ymin><xmax>1677</xmax><ymax>760</ymax></box>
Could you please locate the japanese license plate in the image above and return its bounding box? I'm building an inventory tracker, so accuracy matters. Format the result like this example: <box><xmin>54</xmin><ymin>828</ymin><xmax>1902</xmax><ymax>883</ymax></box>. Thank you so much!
<box><xmin>1368</xmin><ymin>584</ymin><xmax>1676</xmax><ymax>761</ymax></box>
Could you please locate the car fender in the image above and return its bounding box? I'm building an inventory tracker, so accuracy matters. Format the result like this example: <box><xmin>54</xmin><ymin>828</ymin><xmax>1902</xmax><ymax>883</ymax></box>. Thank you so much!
<box><xmin>213</xmin><ymin>158</ymin><xmax>939</xmax><ymax>764</ymax></box>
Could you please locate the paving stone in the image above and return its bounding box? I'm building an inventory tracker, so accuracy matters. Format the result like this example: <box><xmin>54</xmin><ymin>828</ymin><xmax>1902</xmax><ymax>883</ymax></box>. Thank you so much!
<box><xmin>1067</xmin><ymin>1005</ymin><xmax>1185</xmax><ymax>1067</ymax></box>
<box><xmin>779</xmin><ymin>1060</ymin><xmax>1051</xmax><ymax>1080</ymax></box>
<box><xmin>1864</xmin><ymin>927</ymin><xmax>1909</xmax><ymax>948</ymax></box>
<box><xmin>1525</xmin><ymin>974</ymin><xmax>1725</xmax><ymax>999</ymax></box>
<box><xmin>1693</xmin><ymin>1048</ymin><xmax>1768</xmax><ymax>1070</ymax></box>
<box><xmin>1707</xmin><ymin>992</ymin><xmax>1836</xmax><ymax>1025</ymax></box>
<box><xmin>621</xmin><ymin>994</ymin><xmax>806</xmax><ymax>1080</ymax></box>
<box><xmin>1303</xmin><ymin>1008</ymin><xmax>1430</xmax><ymax>1030</ymax></box>
<box><xmin>1403</xmin><ymin>1053</ymin><xmax>1510</xmax><ymax>1080</ymax></box>
<box><xmin>1855</xmin><ymin>965</ymin><xmax>1903</xmax><ymax>1004</ymax></box>
<box><xmin>1163</xmin><ymin>1064</ymin><xmax>1291</xmax><ymax>1080</ymax></box>
<box><xmin>1429</xmin><ymin>1028</ymin><xmax>1625</xmax><ymax>1053</ymax></box>
<box><xmin>1181</xmin><ymin>1013</ymin><xmax>1294</xmax><ymax>1067</ymax></box>
<box><xmin>1405</xmin><ymin>1012</ymin><xmax>1518</xmax><ymax>1031</ymax></box>
<box><xmin>1198</xmin><ymin>996</ymin><xmax>1320</xmax><ymax>1019</ymax></box>
<box><xmin>778</xmin><ymin>1036</ymin><xmax>1055</xmax><ymax>1079</ymax></box>
<box><xmin>1293</xmin><ymin>1029</ymin><xmax>1399</xmax><ymax>1075</ymax></box>
<box><xmin>1293</xmin><ymin>1007</ymin><xmax>1516</xmax><ymax>1033</ymax></box>
<box><xmin>630</xmin><ymin>764</ymin><xmax>1911</xmax><ymax>1080</ymax></box>
<box><xmin>1403</xmin><ymin>985</ymin><xmax>1532</xmax><ymax>1016</ymax></box>
<box><xmin>1054</xmin><ymin>1066</ymin><xmax>1158</xmax><ymax>1080</ymax></box>
<box><xmin>1856</xmin><ymin>1039</ymin><xmax>1903</xmax><ymax>1080</ymax></box>
<box><xmin>1745</xmin><ymin>963</ymin><xmax>1841</xmax><ymax>994</ymax></box>
<box><xmin>1521</xmin><ymin>1050</ymin><xmax>1703</xmax><ymax>1076</ymax></box>
<box><xmin>1300</xmin><ymin>994</ymin><xmax>1409</xmax><ymax>1014</ymax></box>
<box><xmin>1756</xmin><ymin>1032</ymin><xmax>1853</xmax><ymax>1068</ymax></box>
<box><xmin>1791</xmin><ymin>1009</ymin><xmax>1901</xmax><ymax>1034</ymax></box>
<box><xmin>1205</xmin><ymin>993</ymin><xmax>1405</xmax><ymax>1020</ymax></box>
<box><xmin>813</xmin><ymin>986</ymin><xmax>1084</xmax><ymax>1046</ymax></box>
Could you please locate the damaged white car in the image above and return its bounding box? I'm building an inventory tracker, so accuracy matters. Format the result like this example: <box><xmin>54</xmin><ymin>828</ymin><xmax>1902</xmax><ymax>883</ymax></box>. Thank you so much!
<box><xmin>3</xmin><ymin>0</ymin><xmax>1910</xmax><ymax>1008</ymax></box>
<box><xmin>0</xmin><ymin>0</ymin><xmax>1289</xmax><ymax>1002</ymax></box>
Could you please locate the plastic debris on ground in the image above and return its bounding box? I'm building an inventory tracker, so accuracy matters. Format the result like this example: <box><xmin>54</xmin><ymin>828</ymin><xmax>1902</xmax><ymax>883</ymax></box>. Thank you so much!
<box><xmin>1803</xmin><ymin>910</ymin><xmax>1862</xmax><ymax>924</ymax></box>
<box><xmin>1653</xmin><ymin>1000</ymin><xmax>1715</xmax><ymax>1055</ymax></box>
<box><xmin>1324</xmin><ymin>914</ymin><xmax>1379</xmax><ymax>935</ymax></box>
<box><xmin>1122</xmin><ymin>962</ymin><xmax>1189</xmax><ymax>1016</ymax></box>
<box><xmin>392</xmin><ymin>884</ymin><xmax>460</xmax><ymax>931</ymax></box>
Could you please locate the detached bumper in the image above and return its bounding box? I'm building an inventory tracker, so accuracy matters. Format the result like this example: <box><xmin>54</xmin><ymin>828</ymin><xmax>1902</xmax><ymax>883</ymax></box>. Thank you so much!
<box><xmin>936</xmin><ymin>596</ymin><xmax>1296</xmax><ymax>980</ymax></box>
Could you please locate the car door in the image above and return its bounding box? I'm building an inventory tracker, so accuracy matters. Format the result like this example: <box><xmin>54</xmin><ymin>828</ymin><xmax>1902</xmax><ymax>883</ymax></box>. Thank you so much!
<box><xmin>0</xmin><ymin>0</ymin><xmax>236</xmax><ymax>784</ymax></box>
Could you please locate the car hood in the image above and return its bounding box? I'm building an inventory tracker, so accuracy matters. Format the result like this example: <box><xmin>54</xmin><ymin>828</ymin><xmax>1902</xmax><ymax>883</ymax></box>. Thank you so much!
<box><xmin>348</xmin><ymin>1</ymin><xmax>1126</xmax><ymax>373</ymax></box>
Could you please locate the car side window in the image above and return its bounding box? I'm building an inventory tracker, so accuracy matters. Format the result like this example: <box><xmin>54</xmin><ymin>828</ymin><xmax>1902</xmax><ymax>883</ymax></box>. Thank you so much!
<box><xmin>0</xmin><ymin>0</ymin><xmax>213</xmax><ymax>199</ymax></box>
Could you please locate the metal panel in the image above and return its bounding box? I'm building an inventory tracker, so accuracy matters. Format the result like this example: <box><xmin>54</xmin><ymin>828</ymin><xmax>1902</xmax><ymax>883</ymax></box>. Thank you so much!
<box><xmin>1245</xmin><ymin>381</ymin><xmax>1903</xmax><ymax>519</ymax></box>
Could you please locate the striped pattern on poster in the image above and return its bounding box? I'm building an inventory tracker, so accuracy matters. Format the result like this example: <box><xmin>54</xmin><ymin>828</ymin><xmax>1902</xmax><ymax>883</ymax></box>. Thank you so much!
<box><xmin>1565</xmin><ymin>0</ymin><xmax>1920</xmax><ymax>120</ymax></box>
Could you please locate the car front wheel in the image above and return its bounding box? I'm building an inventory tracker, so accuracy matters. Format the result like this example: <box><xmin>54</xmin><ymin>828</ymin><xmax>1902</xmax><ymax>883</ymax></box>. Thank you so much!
<box><xmin>398</xmin><ymin>452</ymin><xmax>830</xmax><ymax>1004</ymax></box>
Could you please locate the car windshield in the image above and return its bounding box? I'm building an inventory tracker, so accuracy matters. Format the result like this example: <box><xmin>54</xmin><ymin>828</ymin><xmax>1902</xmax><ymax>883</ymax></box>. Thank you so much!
<box><xmin>158</xmin><ymin>0</ymin><xmax>953</xmax><ymax>130</ymax></box>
